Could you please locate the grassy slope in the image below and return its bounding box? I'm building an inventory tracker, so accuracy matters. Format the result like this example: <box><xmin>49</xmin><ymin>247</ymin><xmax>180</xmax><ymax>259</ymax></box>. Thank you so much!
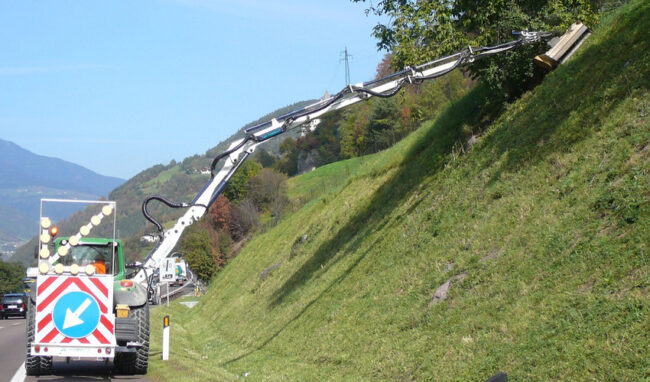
<box><xmin>149</xmin><ymin>3</ymin><xmax>649</xmax><ymax>381</ymax></box>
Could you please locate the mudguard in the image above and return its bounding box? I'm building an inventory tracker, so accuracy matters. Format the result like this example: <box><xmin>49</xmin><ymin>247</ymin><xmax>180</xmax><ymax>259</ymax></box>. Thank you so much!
<box><xmin>114</xmin><ymin>282</ymin><xmax>148</xmax><ymax>307</ymax></box>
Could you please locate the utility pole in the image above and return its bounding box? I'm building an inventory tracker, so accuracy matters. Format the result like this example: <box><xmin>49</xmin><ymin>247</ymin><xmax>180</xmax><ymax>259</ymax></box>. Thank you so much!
<box><xmin>340</xmin><ymin>47</ymin><xmax>353</xmax><ymax>85</ymax></box>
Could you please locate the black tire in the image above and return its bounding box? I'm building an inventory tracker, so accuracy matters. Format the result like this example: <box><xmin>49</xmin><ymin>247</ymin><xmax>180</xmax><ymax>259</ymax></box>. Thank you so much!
<box><xmin>114</xmin><ymin>303</ymin><xmax>150</xmax><ymax>375</ymax></box>
<box><xmin>25</xmin><ymin>297</ymin><xmax>52</xmax><ymax>376</ymax></box>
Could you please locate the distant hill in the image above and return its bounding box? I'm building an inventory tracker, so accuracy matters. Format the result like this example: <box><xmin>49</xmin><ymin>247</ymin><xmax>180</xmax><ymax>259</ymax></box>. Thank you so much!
<box><xmin>0</xmin><ymin>138</ymin><xmax>124</xmax><ymax>254</ymax></box>
<box><xmin>0</xmin><ymin>139</ymin><xmax>123</xmax><ymax>195</ymax></box>
<box><xmin>0</xmin><ymin>205</ymin><xmax>33</xmax><ymax>242</ymax></box>
<box><xmin>11</xmin><ymin>100</ymin><xmax>315</xmax><ymax>265</ymax></box>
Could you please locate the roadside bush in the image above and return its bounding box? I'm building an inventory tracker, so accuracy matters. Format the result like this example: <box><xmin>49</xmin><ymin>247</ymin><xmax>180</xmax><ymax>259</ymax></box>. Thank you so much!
<box><xmin>179</xmin><ymin>225</ymin><xmax>221</xmax><ymax>281</ymax></box>
<box><xmin>230</xmin><ymin>199</ymin><xmax>259</xmax><ymax>239</ymax></box>
<box><xmin>247</xmin><ymin>169</ymin><xmax>289</xmax><ymax>216</ymax></box>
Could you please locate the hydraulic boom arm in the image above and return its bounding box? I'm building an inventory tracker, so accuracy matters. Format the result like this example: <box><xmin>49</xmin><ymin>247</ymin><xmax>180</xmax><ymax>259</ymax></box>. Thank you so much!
<box><xmin>134</xmin><ymin>30</ymin><xmax>552</xmax><ymax>284</ymax></box>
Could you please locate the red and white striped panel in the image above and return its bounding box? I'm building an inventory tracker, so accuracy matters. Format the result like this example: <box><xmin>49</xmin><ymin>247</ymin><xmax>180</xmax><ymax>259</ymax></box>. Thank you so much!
<box><xmin>35</xmin><ymin>275</ymin><xmax>115</xmax><ymax>346</ymax></box>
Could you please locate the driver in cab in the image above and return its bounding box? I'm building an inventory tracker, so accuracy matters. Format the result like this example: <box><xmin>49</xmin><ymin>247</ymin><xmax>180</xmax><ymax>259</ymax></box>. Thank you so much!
<box><xmin>59</xmin><ymin>242</ymin><xmax>112</xmax><ymax>275</ymax></box>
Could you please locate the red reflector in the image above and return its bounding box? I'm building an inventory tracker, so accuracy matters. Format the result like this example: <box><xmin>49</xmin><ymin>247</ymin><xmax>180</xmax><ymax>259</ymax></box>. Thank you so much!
<box><xmin>105</xmin><ymin>348</ymin><xmax>111</xmax><ymax>354</ymax></box>
<box><xmin>120</xmin><ymin>280</ymin><xmax>133</xmax><ymax>288</ymax></box>
<box><xmin>34</xmin><ymin>345</ymin><xmax>40</xmax><ymax>353</ymax></box>
<box><xmin>98</xmin><ymin>348</ymin><xmax>102</xmax><ymax>354</ymax></box>
<box><xmin>44</xmin><ymin>347</ymin><xmax>48</xmax><ymax>353</ymax></box>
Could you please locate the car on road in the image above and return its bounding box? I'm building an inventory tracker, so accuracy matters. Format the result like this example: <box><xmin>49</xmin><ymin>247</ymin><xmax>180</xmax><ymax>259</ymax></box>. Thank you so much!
<box><xmin>0</xmin><ymin>293</ymin><xmax>27</xmax><ymax>319</ymax></box>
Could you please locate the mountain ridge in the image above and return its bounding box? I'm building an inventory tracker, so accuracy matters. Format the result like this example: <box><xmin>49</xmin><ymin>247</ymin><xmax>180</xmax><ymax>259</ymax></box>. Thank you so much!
<box><xmin>0</xmin><ymin>138</ymin><xmax>124</xmax><ymax>194</ymax></box>
<box><xmin>0</xmin><ymin>138</ymin><xmax>125</xmax><ymax>256</ymax></box>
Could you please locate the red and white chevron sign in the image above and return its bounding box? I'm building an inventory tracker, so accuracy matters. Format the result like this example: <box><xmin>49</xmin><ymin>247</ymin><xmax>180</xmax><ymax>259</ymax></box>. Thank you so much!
<box><xmin>35</xmin><ymin>275</ymin><xmax>115</xmax><ymax>346</ymax></box>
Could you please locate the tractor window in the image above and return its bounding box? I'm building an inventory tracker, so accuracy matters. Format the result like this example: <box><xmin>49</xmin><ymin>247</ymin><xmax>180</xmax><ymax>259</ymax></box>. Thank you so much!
<box><xmin>59</xmin><ymin>245</ymin><xmax>113</xmax><ymax>275</ymax></box>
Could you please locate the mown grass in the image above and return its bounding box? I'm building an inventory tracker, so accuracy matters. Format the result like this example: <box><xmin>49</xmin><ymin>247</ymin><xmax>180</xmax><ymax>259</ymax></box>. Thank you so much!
<box><xmin>148</xmin><ymin>2</ymin><xmax>649</xmax><ymax>380</ymax></box>
<box><xmin>286</xmin><ymin>157</ymin><xmax>365</xmax><ymax>204</ymax></box>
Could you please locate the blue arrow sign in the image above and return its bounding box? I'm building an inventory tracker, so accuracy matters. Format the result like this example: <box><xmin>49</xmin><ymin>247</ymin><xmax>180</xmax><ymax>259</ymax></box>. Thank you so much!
<box><xmin>53</xmin><ymin>291</ymin><xmax>101</xmax><ymax>338</ymax></box>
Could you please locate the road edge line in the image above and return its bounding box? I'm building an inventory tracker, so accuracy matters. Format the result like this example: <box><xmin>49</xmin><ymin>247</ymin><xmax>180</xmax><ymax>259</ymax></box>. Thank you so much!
<box><xmin>10</xmin><ymin>361</ymin><xmax>26</xmax><ymax>382</ymax></box>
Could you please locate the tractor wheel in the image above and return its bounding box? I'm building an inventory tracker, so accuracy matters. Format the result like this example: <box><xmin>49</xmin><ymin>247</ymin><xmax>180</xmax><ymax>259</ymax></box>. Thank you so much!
<box><xmin>25</xmin><ymin>297</ymin><xmax>52</xmax><ymax>376</ymax></box>
<box><xmin>115</xmin><ymin>303</ymin><xmax>150</xmax><ymax>375</ymax></box>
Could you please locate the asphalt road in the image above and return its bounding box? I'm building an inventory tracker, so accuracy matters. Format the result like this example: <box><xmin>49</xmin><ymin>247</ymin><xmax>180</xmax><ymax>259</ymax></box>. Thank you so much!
<box><xmin>0</xmin><ymin>317</ymin><xmax>26</xmax><ymax>382</ymax></box>
<box><xmin>0</xmin><ymin>318</ymin><xmax>149</xmax><ymax>382</ymax></box>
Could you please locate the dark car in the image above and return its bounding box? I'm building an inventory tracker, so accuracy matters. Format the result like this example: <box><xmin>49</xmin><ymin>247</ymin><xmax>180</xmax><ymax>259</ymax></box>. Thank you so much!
<box><xmin>0</xmin><ymin>293</ymin><xmax>27</xmax><ymax>319</ymax></box>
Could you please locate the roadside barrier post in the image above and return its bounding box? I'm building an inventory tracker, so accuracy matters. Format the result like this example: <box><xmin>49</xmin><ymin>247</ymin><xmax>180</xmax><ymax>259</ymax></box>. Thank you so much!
<box><xmin>162</xmin><ymin>315</ymin><xmax>170</xmax><ymax>361</ymax></box>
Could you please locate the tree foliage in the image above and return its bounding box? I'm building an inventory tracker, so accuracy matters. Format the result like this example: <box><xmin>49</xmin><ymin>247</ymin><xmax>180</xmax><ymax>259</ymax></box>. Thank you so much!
<box><xmin>340</xmin><ymin>69</ymin><xmax>470</xmax><ymax>158</ymax></box>
<box><xmin>247</xmin><ymin>169</ymin><xmax>289</xmax><ymax>214</ymax></box>
<box><xmin>0</xmin><ymin>260</ymin><xmax>25</xmax><ymax>295</ymax></box>
<box><xmin>223</xmin><ymin>160</ymin><xmax>262</xmax><ymax>203</ymax></box>
<box><xmin>208</xmin><ymin>194</ymin><xmax>232</xmax><ymax>231</ymax></box>
<box><xmin>274</xmin><ymin>138</ymin><xmax>300</xmax><ymax>176</ymax></box>
<box><xmin>178</xmin><ymin>224</ymin><xmax>223</xmax><ymax>281</ymax></box>
<box><xmin>229</xmin><ymin>199</ymin><xmax>260</xmax><ymax>240</ymax></box>
<box><xmin>252</xmin><ymin>148</ymin><xmax>277</xmax><ymax>168</ymax></box>
<box><xmin>353</xmin><ymin>0</ymin><xmax>598</xmax><ymax>99</ymax></box>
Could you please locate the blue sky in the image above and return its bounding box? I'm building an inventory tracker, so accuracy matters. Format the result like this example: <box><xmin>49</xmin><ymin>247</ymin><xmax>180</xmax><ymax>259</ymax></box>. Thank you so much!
<box><xmin>0</xmin><ymin>1</ymin><xmax>385</xmax><ymax>179</ymax></box>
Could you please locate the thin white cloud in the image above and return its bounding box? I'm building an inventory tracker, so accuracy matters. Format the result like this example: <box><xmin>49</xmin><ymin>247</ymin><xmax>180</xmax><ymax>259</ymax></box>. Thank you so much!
<box><xmin>0</xmin><ymin>64</ymin><xmax>106</xmax><ymax>76</ymax></box>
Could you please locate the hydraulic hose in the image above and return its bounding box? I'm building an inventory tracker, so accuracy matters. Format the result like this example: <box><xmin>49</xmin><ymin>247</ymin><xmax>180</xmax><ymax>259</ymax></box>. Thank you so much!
<box><xmin>141</xmin><ymin>195</ymin><xmax>190</xmax><ymax>234</ymax></box>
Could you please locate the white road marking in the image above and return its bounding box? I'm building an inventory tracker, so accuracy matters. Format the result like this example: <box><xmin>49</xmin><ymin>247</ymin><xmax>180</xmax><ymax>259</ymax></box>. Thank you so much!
<box><xmin>12</xmin><ymin>322</ymin><xmax>22</xmax><ymax>326</ymax></box>
<box><xmin>10</xmin><ymin>361</ymin><xmax>26</xmax><ymax>382</ymax></box>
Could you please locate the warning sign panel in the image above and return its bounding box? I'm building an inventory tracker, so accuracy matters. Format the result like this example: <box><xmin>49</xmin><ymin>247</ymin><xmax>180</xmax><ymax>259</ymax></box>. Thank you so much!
<box><xmin>35</xmin><ymin>275</ymin><xmax>115</xmax><ymax>346</ymax></box>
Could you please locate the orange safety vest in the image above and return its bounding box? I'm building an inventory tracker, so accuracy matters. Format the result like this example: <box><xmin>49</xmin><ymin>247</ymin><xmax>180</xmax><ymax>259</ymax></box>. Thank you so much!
<box><xmin>93</xmin><ymin>260</ymin><xmax>107</xmax><ymax>274</ymax></box>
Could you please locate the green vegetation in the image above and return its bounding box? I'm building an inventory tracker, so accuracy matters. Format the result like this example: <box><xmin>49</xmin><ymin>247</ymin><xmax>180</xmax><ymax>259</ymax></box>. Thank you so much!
<box><xmin>354</xmin><ymin>0</ymin><xmax>598</xmax><ymax>100</ymax></box>
<box><xmin>224</xmin><ymin>161</ymin><xmax>262</xmax><ymax>203</ymax></box>
<box><xmin>141</xmin><ymin>166</ymin><xmax>182</xmax><ymax>194</ymax></box>
<box><xmin>274</xmin><ymin>70</ymin><xmax>472</xmax><ymax>176</ymax></box>
<box><xmin>148</xmin><ymin>2</ymin><xmax>649</xmax><ymax>380</ymax></box>
<box><xmin>0</xmin><ymin>259</ymin><xmax>26</xmax><ymax>295</ymax></box>
<box><xmin>179</xmin><ymin>223</ymin><xmax>224</xmax><ymax>281</ymax></box>
<box><xmin>286</xmin><ymin>157</ymin><xmax>365</xmax><ymax>204</ymax></box>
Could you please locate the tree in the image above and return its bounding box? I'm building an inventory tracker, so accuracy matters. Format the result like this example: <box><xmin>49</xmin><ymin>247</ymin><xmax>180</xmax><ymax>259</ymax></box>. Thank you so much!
<box><xmin>275</xmin><ymin>138</ymin><xmax>300</xmax><ymax>176</ymax></box>
<box><xmin>339</xmin><ymin>103</ymin><xmax>371</xmax><ymax>158</ymax></box>
<box><xmin>353</xmin><ymin>0</ymin><xmax>597</xmax><ymax>100</ymax></box>
<box><xmin>253</xmin><ymin>148</ymin><xmax>277</xmax><ymax>168</ymax></box>
<box><xmin>179</xmin><ymin>226</ymin><xmax>222</xmax><ymax>281</ymax></box>
<box><xmin>365</xmin><ymin>97</ymin><xmax>401</xmax><ymax>153</ymax></box>
<box><xmin>223</xmin><ymin>160</ymin><xmax>262</xmax><ymax>202</ymax></box>
<box><xmin>247</xmin><ymin>169</ymin><xmax>289</xmax><ymax>216</ymax></box>
<box><xmin>0</xmin><ymin>260</ymin><xmax>26</xmax><ymax>295</ymax></box>
<box><xmin>229</xmin><ymin>199</ymin><xmax>259</xmax><ymax>239</ymax></box>
<box><xmin>208</xmin><ymin>194</ymin><xmax>232</xmax><ymax>231</ymax></box>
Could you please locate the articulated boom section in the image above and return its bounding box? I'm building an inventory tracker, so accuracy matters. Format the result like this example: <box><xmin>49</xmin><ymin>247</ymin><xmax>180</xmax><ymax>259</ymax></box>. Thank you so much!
<box><xmin>134</xmin><ymin>141</ymin><xmax>252</xmax><ymax>284</ymax></box>
<box><xmin>136</xmin><ymin>30</ymin><xmax>554</xmax><ymax>285</ymax></box>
